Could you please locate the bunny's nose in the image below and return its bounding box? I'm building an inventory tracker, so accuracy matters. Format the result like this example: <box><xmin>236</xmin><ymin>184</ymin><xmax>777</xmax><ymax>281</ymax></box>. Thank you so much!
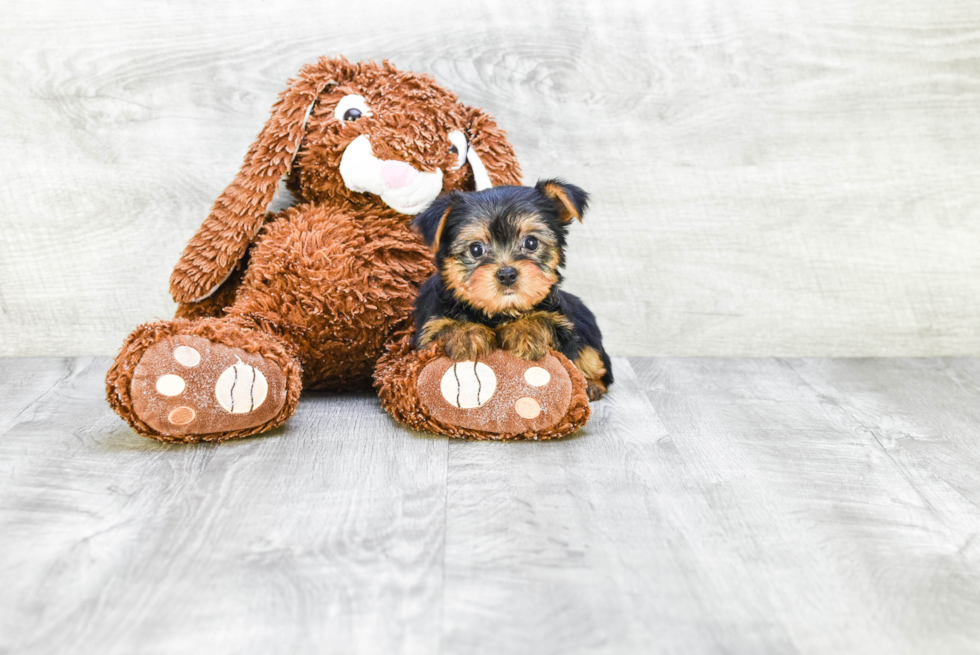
<box><xmin>381</xmin><ymin>160</ymin><xmax>420</xmax><ymax>189</ymax></box>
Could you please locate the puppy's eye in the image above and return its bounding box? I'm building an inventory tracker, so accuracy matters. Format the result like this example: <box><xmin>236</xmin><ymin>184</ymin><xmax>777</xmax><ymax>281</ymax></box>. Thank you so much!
<box><xmin>333</xmin><ymin>94</ymin><xmax>373</xmax><ymax>123</ymax></box>
<box><xmin>523</xmin><ymin>236</ymin><xmax>539</xmax><ymax>252</ymax></box>
<box><xmin>469</xmin><ymin>242</ymin><xmax>485</xmax><ymax>258</ymax></box>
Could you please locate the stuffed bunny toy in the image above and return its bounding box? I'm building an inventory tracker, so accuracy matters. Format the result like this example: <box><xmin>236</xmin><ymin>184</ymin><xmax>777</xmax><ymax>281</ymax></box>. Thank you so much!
<box><xmin>106</xmin><ymin>56</ymin><xmax>591</xmax><ymax>442</ymax></box>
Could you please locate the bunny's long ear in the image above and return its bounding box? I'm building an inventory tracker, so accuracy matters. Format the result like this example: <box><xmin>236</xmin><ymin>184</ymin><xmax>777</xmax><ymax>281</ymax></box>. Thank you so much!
<box><xmin>464</xmin><ymin>107</ymin><xmax>522</xmax><ymax>189</ymax></box>
<box><xmin>169</xmin><ymin>58</ymin><xmax>351</xmax><ymax>304</ymax></box>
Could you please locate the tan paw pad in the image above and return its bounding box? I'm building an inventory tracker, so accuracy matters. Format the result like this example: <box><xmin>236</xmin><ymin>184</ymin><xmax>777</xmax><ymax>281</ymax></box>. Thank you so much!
<box><xmin>173</xmin><ymin>345</ymin><xmax>201</xmax><ymax>367</ymax></box>
<box><xmin>440</xmin><ymin>361</ymin><xmax>497</xmax><ymax>408</ymax></box>
<box><xmin>514</xmin><ymin>397</ymin><xmax>541</xmax><ymax>419</ymax></box>
<box><xmin>168</xmin><ymin>406</ymin><xmax>196</xmax><ymax>425</ymax></box>
<box><xmin>215</xmin><ymin>362</ymin><xmax>269</xmax><ymax>413</ymax></box>
<box><xmin>130</xmin><ymin>335</ymin><xmax>287</xmax><ymax>437</ymax></box>
<box><xmin>523</xmin><ymin>367</ymin><xmax>550</xmax><ymax>386</ymax></box>
<box><xmin>156</xmin><ymin>374</ymin><xmax>185</xmax><ymax>396</ymax></box>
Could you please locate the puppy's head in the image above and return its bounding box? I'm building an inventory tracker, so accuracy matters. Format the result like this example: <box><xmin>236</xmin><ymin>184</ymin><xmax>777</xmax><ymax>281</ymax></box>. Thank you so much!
<box><xmin>412</xmin><ymin>180</ymin><xmax>589</xmax><ymax>316</ymax></box>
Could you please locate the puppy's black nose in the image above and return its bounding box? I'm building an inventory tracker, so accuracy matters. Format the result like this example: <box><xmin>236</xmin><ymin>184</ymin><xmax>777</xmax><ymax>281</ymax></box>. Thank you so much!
<box><xmin>496</xmin><ymin>266</ymin><xmax>518</xmax><ymax>286</ymax></box>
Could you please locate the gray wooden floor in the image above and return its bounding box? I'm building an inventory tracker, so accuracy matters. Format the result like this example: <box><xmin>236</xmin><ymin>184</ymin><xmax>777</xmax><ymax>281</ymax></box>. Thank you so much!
<box><xmin>1</xmin><ymin>356</ymin><xmax>978</xmax><ymax>654</ymax></box>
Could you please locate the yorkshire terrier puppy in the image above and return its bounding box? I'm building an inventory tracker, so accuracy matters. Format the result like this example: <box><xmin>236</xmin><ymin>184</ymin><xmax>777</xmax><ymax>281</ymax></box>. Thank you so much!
<box><xmin>411</xmin><ymin>179</ymin><xmax>613</xmax><ymax>400</ymax></box>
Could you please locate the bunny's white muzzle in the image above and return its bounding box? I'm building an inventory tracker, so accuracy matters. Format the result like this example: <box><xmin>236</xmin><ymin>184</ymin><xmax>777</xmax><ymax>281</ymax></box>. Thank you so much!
<box><xmin>338</xmin><ymin>132</ymin><xmax>494</xmax><ymax>215</ymax></box>
<box><xmin>339</xmin><ymin>135</ymin><xmax>444</xmax><ymax>215</ymax></box>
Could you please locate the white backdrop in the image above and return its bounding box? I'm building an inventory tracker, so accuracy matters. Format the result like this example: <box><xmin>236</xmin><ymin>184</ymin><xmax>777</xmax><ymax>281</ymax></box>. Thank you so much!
<box><xmin>2</xmin><ymin>0</ymin><xmax>980</xmax><ymax>357</ymax></box>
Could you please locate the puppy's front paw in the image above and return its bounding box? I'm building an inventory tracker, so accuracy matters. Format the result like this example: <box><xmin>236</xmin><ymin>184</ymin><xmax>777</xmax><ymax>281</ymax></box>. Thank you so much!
<box><xmin>586</xmin><ymin>380</ymin><xmax>607</xmax><ymax>401</ymax></box>
<box><xmin>497</xmin><ymin>317</ymin><xmax>554</xmax><ymax>361</ymax></box>
<box><xmin>441</xmin><ymin>322</ymin><xmax>496</xmax><ymax>361</ymax></box>
<box><xmin>576</xmin><ymin>346</ymin><xmax>609</xmax><ymax>401</ymax></box>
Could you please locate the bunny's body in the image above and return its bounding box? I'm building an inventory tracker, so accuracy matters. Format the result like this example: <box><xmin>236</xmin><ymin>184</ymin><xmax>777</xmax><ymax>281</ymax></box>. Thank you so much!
<box><xmin>203</xmin><ymin>202</ymin><xmax>435</xmax><ymax>390</ymax></box>
<box><xmin>106</xmin><ymin>57</ymin><xmax>522</xmax><ymax>441</ymax></box>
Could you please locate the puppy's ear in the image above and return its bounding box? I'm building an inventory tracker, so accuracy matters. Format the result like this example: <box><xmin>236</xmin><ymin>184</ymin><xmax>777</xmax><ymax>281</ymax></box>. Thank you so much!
<box><xmin>536</xmin><ymin>179</ymin><xmax>589</xmax><ymax>224</ymax></box>
<box><xmin>412</xmin><ymin>193</ymin><xmax>457</xmax><ymax>252</ymax></box>
<box><xmin>169</xmin><ymin>56</ymin><xmax>357</xmax><ymax>304</ymax></box>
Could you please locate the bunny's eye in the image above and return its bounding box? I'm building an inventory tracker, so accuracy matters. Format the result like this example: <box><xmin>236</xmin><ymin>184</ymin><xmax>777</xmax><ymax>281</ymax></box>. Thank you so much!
<box><xmin>334</xmin><ymin>94</ymin><xmax>373</xmax><ymax>123</ymax></box>
<box><xmin>448</xmin><ymin>130</ymin><xmax>468</xmax><ymax>170</ymax></box>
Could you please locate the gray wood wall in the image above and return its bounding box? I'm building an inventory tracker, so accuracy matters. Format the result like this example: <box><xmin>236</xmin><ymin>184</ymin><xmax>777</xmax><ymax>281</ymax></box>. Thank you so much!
<box><xmin>3</xmin><ymin>0</ymin><xmax>980</xmax><ymax>357</ymax></box>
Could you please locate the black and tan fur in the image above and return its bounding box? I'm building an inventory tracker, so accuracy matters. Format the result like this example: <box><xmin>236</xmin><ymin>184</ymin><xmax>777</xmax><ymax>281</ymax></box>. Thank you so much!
<box><xmin>411</xmin><ymin>180</ymin><xmax>613</xmax><ymax>400</ymax></box>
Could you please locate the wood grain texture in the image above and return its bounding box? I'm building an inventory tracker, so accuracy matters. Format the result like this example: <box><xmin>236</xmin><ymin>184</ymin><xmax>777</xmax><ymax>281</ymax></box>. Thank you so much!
<box><xmin>632</xmin><ymin>357</ymin><xmax>980</xmax><ymax>654</ymax></box>
<box><xmin>0</xmin><ymin>357</ymin><xmax>448</xmax><ymax>655</ymax></box>
<box><xmin>3</xmin><ymin>0</ymin><xmax>980</xmax><ymax>357</ymax></box>
<box><xmin>2</xmin><ymin>356</ymin><xmax>979</xmax><ymax>654</ymax></box>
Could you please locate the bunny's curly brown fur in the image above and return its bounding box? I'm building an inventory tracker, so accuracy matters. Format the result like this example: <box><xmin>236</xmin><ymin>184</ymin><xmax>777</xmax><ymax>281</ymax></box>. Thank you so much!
<box><xmin>107</xmin><ymin>57</ymin><xmax>523</xmax><ymax>441</ymax></box>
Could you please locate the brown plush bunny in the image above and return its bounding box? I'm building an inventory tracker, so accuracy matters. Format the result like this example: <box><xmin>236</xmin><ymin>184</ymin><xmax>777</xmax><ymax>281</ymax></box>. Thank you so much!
<box><xmin>106</xmin><ymin>56</ymin><xmax>591</xmax><ymax>443</ymax></box>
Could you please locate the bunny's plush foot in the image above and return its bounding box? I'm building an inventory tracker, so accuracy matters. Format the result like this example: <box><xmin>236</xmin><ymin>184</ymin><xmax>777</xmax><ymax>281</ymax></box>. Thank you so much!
<box><xmin>375</xmin><ymin>333</ymin><xmax>592</xmax><ymax>440</ymax></box>
<box><xmin>106</xmin><ymin>320</ymin><xmax>302</xmax><ymax>442</ymax></box>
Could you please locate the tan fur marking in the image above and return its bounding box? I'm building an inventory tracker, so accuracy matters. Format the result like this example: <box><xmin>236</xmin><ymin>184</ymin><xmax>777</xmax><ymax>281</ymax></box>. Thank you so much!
<box><xmin>531</xmin><ymin>310</ymin><xmax>575</xmax><ymax>332</ymax></box>
<box><xmin>440</xmin><ymin>321</ymin><xmax>497</xmax><ymax>361</ymax></box>
<box><xmin>455</xmin><ymin>223</ymin><xmax>492</xmax><ymax>248</ymax></box>
<box><xmin>418</xmin><ymin>317</ymin><xmax>459</xmax><ymax>348</ymax></box>
<box><xmin>515</xmin><ymin>214</ymin><xmax>559</xmax><ymax>252</ymax></box>
<box><xmin>545</xmin><ymin>248</ymin><xmax>560</xmax><ymax>270</ymax></box>
<box><xmin>431</xmin><ymin>205</ymin><xmax>454</xmax><ymax>253</ymax></box>
<box><xmin>447</xmin><ymin>260</ymin><xmax>558</xmax><ymax>317</ymax></box>
<box><xmin>512</xmin><ymin>259</ymin><xmax>557</xmax><ymax>308</ymax></box>
<box><xmin>421</xmin><ymin>317</ymin><xmax>496</xmax><ymax>361</ymax></box>
<box><xmin>515</xmin><ymin>213</ymin><xmax>549</xmax><ymax>236</ymax></box>
<box><xmin>496</xmin><ymin>311</ymin><xmax>570</xmax><ymax>360</ymax></box>
<box><xmin>457</xmin><ymin>265</ymin><xmax>504</xmax><ymax>313</ymax></box>
<box><xmin>441</xmin><ymin>260</ymin><xmax>469</xmax><ymax>297</ymax></box>
<box><xmin>540</xmin><ymin>182</ymin><xmax>582</xmax><ymax>224</ymax></box>
<box><xmin>575</xmin><ymin>346</ymin><xmax>607</xmax><ymax>400</ymax></box>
